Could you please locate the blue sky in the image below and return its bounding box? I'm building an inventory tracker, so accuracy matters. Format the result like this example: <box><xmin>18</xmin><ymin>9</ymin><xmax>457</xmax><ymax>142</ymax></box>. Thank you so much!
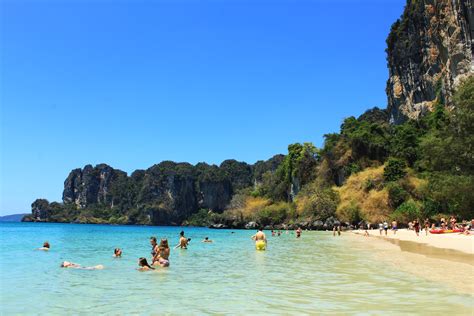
<box><xmin>0</xmin><ymin>0</ymin><xmax>405</xmax><ymax>215</ymax></box>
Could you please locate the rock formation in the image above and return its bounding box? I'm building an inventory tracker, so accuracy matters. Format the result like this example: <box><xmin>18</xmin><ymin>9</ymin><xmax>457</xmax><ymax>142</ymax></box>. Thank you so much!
<box><xmin>27</xmin><ymin>155</ymin><xmax>285</xmax><ymax>225</ymax></box>
<box><xmin>386</xmin><ymin>0</ymin><xmax>473</xmax><ymax>123</ymax></box>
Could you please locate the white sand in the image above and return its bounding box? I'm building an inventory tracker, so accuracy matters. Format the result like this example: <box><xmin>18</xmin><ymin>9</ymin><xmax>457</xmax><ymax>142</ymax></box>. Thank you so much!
<box><xmin>346</xmin><ymin>232</ymin><xmax>474</xmax><ymax>295</ymax></box>
<box><xmin>353</xmin><ymin>228</ymin><xmax>474</xmax><ymax>254</ymax></box>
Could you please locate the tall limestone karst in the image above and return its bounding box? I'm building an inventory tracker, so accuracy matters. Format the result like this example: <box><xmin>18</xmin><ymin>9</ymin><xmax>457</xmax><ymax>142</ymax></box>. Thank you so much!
<box><xmin>386</xmin><ymin>0</ymin><xmax>473</xmax><ymax>123</ymax></box>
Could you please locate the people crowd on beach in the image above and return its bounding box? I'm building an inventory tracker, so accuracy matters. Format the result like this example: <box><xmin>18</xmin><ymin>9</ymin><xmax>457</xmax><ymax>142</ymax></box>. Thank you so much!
<box><xmin>364</xmin><ymin>217</ymin><xmax>474</xmax><ymax>237</ymax></box>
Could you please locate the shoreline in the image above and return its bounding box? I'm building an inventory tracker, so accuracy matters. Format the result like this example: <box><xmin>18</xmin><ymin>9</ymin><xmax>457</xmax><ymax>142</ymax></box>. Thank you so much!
<box><xmin>351</xmin><ymin>228</ymin><xmax>474</xmax><ymax>255</ymax></box>
<box><xmin>348</xmin><ymin>229</ymin><xmax>474</xmax><ymax>296</ymax></box>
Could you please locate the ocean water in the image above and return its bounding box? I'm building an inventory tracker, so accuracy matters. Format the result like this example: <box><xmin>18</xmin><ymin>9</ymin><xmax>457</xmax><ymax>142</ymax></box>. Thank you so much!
<box><xmin>0</xmin><ymin>222</ymin><xmax>472</xmax><ymax>315</ymax></box>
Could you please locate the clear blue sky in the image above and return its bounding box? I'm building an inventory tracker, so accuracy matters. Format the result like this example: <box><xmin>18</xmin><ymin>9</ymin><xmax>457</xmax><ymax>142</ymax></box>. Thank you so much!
<box><xmin>0</xmin><ymin>0</ymin><xmax>405</xmax><ymax>215</ymax></box>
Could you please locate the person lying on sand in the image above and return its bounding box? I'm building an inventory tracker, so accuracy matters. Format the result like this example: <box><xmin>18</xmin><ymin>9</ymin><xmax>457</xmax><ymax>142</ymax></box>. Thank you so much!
<box><xmin>38</xmin><ymin>241</ymin><xmax>50</xmax><ymax>251</ymax></box>
<box><xmin>60</xmin><ymin>261</ymin><xmax>104</xmax><ymax>270</ymax></box>
<box><xmin>202</xmin><ymin>237</ymin><xmax>213</xmax><ymax>243</ymax></box>
<box><xmin>113</xmin><ymin>248</ymin><xmax>122</xmax><ymax>257</ymax></box>
<box><xmin>137</xmin><ymin>257</ymin><xmax>155</xmax><ymax>271</ymax></box>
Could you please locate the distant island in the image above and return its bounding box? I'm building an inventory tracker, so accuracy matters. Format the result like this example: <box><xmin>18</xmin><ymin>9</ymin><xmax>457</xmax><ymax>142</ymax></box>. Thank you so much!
<box><xmin>24</xmin><ymin>0</ymin><xmax>473</xmax><ymax>228</ymax></box>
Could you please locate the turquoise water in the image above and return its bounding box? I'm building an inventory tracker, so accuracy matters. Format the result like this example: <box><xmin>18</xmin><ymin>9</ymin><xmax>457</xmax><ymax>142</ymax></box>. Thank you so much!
<box><xmin>0</xmin><ymin>222</ymin><xmax>472</xmax><ymax>314</ymax></box>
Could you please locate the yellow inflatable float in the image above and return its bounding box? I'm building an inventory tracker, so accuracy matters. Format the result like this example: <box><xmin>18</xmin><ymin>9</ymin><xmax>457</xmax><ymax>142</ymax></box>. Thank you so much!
<box><xmin>255</xmin><ymin>240</ymin><xmax>266</xmax><ymax>251</ymax></box>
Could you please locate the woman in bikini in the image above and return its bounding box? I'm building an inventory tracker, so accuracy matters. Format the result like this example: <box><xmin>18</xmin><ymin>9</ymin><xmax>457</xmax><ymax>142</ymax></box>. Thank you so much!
<box><xmin>153</xmin><ymin>239</ymin><xmax>170</xmax><ymax>267</ymax></box>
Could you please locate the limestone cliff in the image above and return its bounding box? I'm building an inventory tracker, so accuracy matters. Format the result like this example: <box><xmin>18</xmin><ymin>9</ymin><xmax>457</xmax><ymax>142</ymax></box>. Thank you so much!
<box><xmin>386</xmin><ymin>0</ymin><xmax>473</xmax><ymax>123</ymax></box>
<box><xmin>27</xmin><ymin>156</ymin><xmax>284</xmax><ymax>225</ymax></box>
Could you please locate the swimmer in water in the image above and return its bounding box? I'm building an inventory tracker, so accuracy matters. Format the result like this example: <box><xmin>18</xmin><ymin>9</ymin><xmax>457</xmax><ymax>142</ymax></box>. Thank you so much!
<box><xmin>175</xmin><ymin>231</ymin><xmax>189</xmax><ymax>249</ymax></box>
<box><xmin>60</xmin><ymin>261</ymin><xmax>104</xmax><ymax>270</ymax></box>
<box><xmin>138</xmin><ymin>257</ymin><xmax>155</xmax><ymax>271</ymax></box>
<box><xmin>296</xmin><ymin>227</ymin><xmax>302</xmax><ymax>238</ymax></box>
<box><xmin>113</xmin><ymin>248</ymin><xmax>122</xmax><ymax>257</ymax></box>
<box><xmin>202</xmin><ymin>237</ymin><xmax>213</xmax><ymax>243</ymax></box>
<box><xmin>38</xmin><ymin>241</ymin><xmax>50</xmax><ymax>251</ymax></box>
<box><xmin>152</xmin><ymin>239</ymin><xmax>170</xmax><ymax>267</ymax></box>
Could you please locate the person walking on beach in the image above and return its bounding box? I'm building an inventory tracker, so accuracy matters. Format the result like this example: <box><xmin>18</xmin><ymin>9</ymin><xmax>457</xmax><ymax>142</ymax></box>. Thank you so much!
<box><xmin>414</xmin><ymin>220</ymin><xmax>420</xmax><ymax>236</ymax></box>
<box><xmin>378</xmin><ymin>222</ymin><xmax>383</xmax><ymax>235</ymax></box>
<box><xmin>391</xmin><ymin>220</ymin><xmax>397</xmax><ymax>235</ymax></box>
<box><xmin>175</xmin><ymin>231</ymin><xmax>189</xmax><ymax>249</ymax></box>
<box><xmin>424</xmin><ymin>219</ymin><xmax>430</xmax><ymax>235</ymax></box>
<box><xmin>383</xmin><ymin>221</ymin><xmax>389</xmax><ymax>236</ymax></box>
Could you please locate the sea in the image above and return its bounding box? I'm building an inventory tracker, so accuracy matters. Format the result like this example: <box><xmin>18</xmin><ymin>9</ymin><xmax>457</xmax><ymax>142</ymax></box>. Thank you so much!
<box><xmin>0</xmin><ymin>222</ymin><xmax>472</xmax><ymax>314</ymax></box>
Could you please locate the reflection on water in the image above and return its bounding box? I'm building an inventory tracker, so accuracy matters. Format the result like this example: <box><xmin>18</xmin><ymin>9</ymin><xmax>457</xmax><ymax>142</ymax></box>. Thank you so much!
<box><xmin>1</xmin><ymin>223</ymin><xmax>473</xmax><ymax>314</ymax></box>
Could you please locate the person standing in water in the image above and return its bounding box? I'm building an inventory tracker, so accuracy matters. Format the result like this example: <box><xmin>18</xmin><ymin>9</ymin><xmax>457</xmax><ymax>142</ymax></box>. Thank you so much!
<box><xmin>252</xmin><ymin>228</ymin><xmax>267</xmax><ymax>250</ymax></box>
<box><xmin>150</xmin><ymin>236</ymin><xmax>159</xmax><ymax>260</ymax></box>
<box><xmin>296</xmin><ymin>227</ymin><xmax>302</xmax><ymax>238</ymax></box>
<box><xmin>175</xmin><ymin>231</ymin><xmax>189</xmax><ymax>249</ymax></box>
<box><xmin>152</xmin><ymin>239</ymin><xmax>170</xmax><ymax>267</ymax></box>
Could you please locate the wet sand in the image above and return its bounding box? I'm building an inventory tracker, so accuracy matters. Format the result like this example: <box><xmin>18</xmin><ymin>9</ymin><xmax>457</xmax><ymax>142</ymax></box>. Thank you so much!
<box><xmin>353</xmin><ymin>228</ymin><xmax>474</xmax><ymax>254</ymax></box>
<box><xmin>348</xmin><ymin>230</ymin><xmax>474</xmax><ymax>295</ymax></box>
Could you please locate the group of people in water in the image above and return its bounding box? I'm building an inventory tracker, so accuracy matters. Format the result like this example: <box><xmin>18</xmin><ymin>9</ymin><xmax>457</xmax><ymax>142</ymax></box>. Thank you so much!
<box><xmin>36</xmin><ymin>230</ymin><xmax>220</xmax><ymax>271</ymax></box>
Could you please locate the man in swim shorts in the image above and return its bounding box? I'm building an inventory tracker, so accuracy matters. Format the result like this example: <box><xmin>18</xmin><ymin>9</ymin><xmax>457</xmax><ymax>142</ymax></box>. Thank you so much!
<box><xmin>252</xmin><ymin>228</ymin><xmax>267</xmax><ymax>250</ymax></box>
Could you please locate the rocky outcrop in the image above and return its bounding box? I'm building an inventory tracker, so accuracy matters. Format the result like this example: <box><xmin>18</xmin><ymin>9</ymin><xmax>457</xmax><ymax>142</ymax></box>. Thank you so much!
<box><xmin>31</xmin><ymin>156</ymin><xmax>285</xmax><ymax>225</ymax></box>
<box><xmin>63</xmin><ymin>164</ymin><xmax>127</xmax><ymax>208</ymax></box>
<box><xmin>386</xmin><ymin>0</ymin><xmax>473</xmax><ymax>124</ymax></box>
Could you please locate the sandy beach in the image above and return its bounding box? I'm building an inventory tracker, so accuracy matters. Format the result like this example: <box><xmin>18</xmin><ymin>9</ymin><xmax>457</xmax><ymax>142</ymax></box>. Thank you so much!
<box><xmin>348</xmin><ymin>229</ymin><xmax>474</xmax><ymax>296</ymax></box>
<box><xmin>353</xmin><ymin>228</ymin><xmax>474</xmax><ymax>255</ymax></box>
